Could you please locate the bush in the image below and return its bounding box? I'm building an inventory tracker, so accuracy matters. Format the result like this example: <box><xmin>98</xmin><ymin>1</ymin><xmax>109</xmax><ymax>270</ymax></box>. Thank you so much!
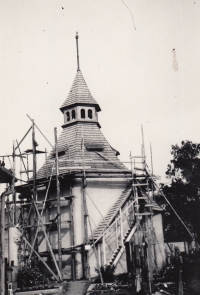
<box><xmin>17</xmin><ymin>266</ymin><xmax>49</xmax><ymax>289</ymax></box>
<box><xmin>95</xmin><ymin>265</ymin><xmax>116</xmax><ymax>283</ymax></box>
<box><xmin>115</xmin><ymin>273</ymin><xmax>132</xmax><ymax>285</ymax></box>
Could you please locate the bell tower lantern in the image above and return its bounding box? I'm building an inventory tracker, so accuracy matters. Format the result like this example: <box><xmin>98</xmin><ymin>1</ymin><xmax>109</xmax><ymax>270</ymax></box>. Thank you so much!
<box><xmin>60</xmin><ymin>33</ymin><xmax>101</xmax><ymax>128</ymax></box>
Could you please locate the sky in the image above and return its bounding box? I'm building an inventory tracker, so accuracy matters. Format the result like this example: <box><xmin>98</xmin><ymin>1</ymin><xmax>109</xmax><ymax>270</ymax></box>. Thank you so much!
<box><xmin>1</xmin><ymin>0</ymin><xmax>200</xmax><ymax>184</ymax></box>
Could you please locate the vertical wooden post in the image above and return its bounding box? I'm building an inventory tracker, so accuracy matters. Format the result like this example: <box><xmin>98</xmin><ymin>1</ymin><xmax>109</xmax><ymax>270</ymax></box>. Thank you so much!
<box><xmin>27</xmin><ymin>154</ymin><xmax>29</xmax><ymax>181</ymax></box>
<box><xmin>31</xmin><ymin>119</ymin><xmax>38</xmax><ymax>263</ymax></box>
<box><xmin>45</xmin><ymin>148</ymin><xmax>48</xmax><ymax>179</ymax></box>
<box><xmin>0</xmin><ymin>189</ymin><xmax>1</xmax><ymax>272</ymax></box>
<box><xmin>70</xmin><ymin>190</ymin><xmax>75</xmax><ymax>280</ymax></box>
<box><xmin>82</xmin><ymin>129</ymin><xmax>88</xmax><ymax>243</ymax></box>
<box><xmin>45</xmin><ymin>205</ymin><xmax>50</xmax><ymax>253</ymax></box>
<box><xmin>150</xmin><ymin>143</ymin><xmax>153</xmax><ymax>176</ymax></box>
<box><xmin>141</xmin><ymin>126</ymin><xmax>152</xmax><ymax>293</ymax></box>
<box><xmin>141</xmin><ymin>125</ymin><xmax>145</xmax><ymax>165</ymax></box>
<box><xmin>130</xmin><ymin>151</ymin><xmax>133</xmax><ymax>177</ymax></box>
<box><xmin>119</xmin><ymin>209</ymin><xmax>123</xmax><ymax>246</ymax></box>
<box><xmin>97</xmin><ymin>244</ymin><xmax>101</xmax><ymax>268</ymax></box>
<box><xmin>12</xmin><ymin>142</ymin><xmax>16</xmax><ymax>224</ymax></box>
<box><xmin>145</xmin><ymin>215</ymin><xmax>152</xmax><ymax>295</ymax></box>
<box><xmin>54</xmin><ymin>128</ymin><xmax>62</xmax><ymax>279</ymax></box>
<box><xmin>32</xmin><ymin>119</ymin><xmax>37</xmax><ymax>202</ymax></box>
<box><xmin>116</xmin><ymin>220</ymin><xmax>118</xmax><ymax>249</ymax></box>
<box><xmin>83</xmin><ymin>182</ymin><xmax>88</xmax><ymax>277</ymax></box>
<box><xmin>82</xmin><ymin>126</ymin><xmax>89</xmax><ymax>279</ymax></box>
<box><xmin>125</xmin><ymin>242</ymin><xmax>131</xmax><ymax>272</ymax></box>
<box><xmin>102</xmin><ymin>236</ymin><xmax>106</xmax><ymax>265</ymax></box>
<box><xmin>1</xmin><ymin>192</ymin><xmax>6</xmax><ymax>295</ymax></box>
<box><xmin>20</xmin><ymin>156</ymin><xmax>22</xmax><ymax>185</ymax></box>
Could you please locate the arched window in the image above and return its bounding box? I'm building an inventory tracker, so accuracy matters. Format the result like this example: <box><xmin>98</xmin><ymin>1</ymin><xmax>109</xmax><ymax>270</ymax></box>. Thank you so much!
<box><xmin>88</xmin><ymin>109</ymin><xmax>93</xmax><ymax>119</ymax></box>
<box><xmin>66</xmin><ymin>111</ymin><xmax>70</xmax><ymax>122</ymax></box>
<box><xmin>81</xmin><ymin>109</ymin><xmax>85</xmax><ymax>119</ymax></box>
<box><xmin>72</xmin><ymin>110</ymin><xmax>76</xmax><ymax>120</ymax></box>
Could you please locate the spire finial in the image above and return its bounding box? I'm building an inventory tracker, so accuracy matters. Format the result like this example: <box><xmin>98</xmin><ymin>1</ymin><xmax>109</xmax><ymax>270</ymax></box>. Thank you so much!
<box><xmin>75</xmin><ymin>32</ymin><xmax>80</xmax><ymax>71</ymax></box>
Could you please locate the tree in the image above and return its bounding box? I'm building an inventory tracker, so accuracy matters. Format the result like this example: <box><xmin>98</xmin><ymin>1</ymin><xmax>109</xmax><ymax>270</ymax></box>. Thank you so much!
<box><xmin>159</xmin><ymin>141</ymin><xmax>200</xmax><ymax>242</ymax></box>
<box><xmin>166</xmin><ymin>140</ymin><xmax>200</xmax><ymax>186</ymax></box>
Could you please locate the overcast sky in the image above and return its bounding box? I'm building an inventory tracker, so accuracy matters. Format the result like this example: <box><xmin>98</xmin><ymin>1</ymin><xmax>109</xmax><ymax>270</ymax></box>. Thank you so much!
<box><xmin>1</xmin><ymin>0</ymin><xmax>200</xmax><ymax>183</ymax></box>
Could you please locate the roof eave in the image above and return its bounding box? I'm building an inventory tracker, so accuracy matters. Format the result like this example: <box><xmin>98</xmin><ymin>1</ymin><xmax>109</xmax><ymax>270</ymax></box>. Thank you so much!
<box><xmin>61</xmin><ymin>120</ymin><xmax>101</xmax><ymax>129</ymax></box>
<box><xmin>60</xmin><ymin>102</ymin><xmax>101</xmax><ymax>113</ymax></box>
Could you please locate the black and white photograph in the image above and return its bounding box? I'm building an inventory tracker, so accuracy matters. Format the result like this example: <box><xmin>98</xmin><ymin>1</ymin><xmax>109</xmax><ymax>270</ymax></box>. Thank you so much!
<box><xmin>0</xmin><ymin>1</ymin><xmax>200</xmax><ymax>294</ymax></box>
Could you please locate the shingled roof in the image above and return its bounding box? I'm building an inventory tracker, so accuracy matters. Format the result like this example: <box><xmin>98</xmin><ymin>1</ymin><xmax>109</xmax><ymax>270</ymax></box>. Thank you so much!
<box><xmin>60</xmin><ymin>71</ymin><xmax>101</xmax><ymax>112</ymax></box>
<box><xmin>36</xmin><ymin>122</ymin><xmax>129</xmax><ymax>180</ymax></box>
<box><xmin>35</xmin><ymin>66</ymin><xmax>130</xmax><ymax>180</ymax></box>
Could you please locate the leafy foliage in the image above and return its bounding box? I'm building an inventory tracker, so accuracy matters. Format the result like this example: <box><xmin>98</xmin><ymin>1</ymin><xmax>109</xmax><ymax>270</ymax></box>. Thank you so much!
<box><xmin>166</xmin><ymin>141</ymin><xmax>200</xmax><ymax>185</ymax></box>
<box><xmin>17</xmin><ymin>265</ymin><xmax>49</xmax><ymax>289</ymax></box>
<box><xmin>161</xmin><ymin>141</ymin><xmax>200</xmax><ymax>242</ymax></box>
<box><xmin>115</xmin><ymin>273</ymin><xmax>132</xmax><ymax>285</ymax></box>
<box><xmin>95</xmin><ymin>265</ymin><xmax>116</xmax><ymax>283</ymax></box>
<box><xmin>91</xmin><ymin>272</ymin><xmax>133</xmax><ymax>294</ymax></box>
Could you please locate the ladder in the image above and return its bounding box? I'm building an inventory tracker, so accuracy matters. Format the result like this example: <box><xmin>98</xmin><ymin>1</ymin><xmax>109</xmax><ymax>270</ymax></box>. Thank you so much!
<box><xmin>129</xmin><ymin>137</ymin><xmax>157</xmax><ymax>294</ymax></box>
<box><xmin>91</xmin><ymin>167</ymin><xmax>157</xmax><ymax>272</ymax></box>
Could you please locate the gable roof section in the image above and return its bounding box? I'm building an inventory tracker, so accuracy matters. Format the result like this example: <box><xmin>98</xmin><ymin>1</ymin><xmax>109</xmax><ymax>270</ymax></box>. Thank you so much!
<box><xmin>60</xmin><ymin>71</ymin><xmax>101</xmax><ymax>112</ymax></box>
<box><xmin>36</xmin><ymin>122</ymin><xmax>129</xmax><ymax>180</ymax></box>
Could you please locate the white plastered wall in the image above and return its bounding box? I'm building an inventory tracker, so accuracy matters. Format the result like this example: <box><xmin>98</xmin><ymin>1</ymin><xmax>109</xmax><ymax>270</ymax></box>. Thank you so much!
<box><xmin>35</xmin><ymin>177</ymin><xmax>128</xmax><ymax>279</ymax></box>
<box><xmin>72</xmin><ymin>177</ymin><xmax>128</xmax><ymax>278</ymax></box>
<box><xmin>153</xmin><ymin>213</ymin><xmax>165</xmax><ymax>269</ymax></box>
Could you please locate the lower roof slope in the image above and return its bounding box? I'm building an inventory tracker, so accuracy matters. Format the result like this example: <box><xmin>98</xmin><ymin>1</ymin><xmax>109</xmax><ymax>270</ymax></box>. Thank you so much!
<box><xmin>36</xmin><ymin>122</ymin><xmax>130</xmax><ymax>180</ymax></box>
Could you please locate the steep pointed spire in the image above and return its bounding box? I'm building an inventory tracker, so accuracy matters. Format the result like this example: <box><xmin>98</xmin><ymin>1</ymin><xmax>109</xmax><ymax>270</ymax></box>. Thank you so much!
<box><xmin>75</xmin><ymin>32</ymin><xmax>80</xmax><ymax>71</ymax></box>
<box><xmin>30</xmin><ymin>34</ymin><xmax>129</xmax><ymax>181</ymax></box>
<box><xmin>60</xmin><ymin>33</ymin><xmax>101</xmax><ymax>113</ymax></box>
<box><xmin>60</xmin><ymin>71</ymin><xmax>101</xmax><ymax>112</ymax></box>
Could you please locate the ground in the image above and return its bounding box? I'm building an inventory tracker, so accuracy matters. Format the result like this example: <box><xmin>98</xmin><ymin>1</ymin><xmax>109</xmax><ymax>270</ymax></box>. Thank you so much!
<box><xmin>15</xmin><ymin>253</ymin><xmax>200</xmax><ymax>294</ymax></box>
<box><xmin>86</xmin><ymin>253</ymin><xmax>200</xmax><ymax>295</ymax></box>
<box><xmin>183</xmin><ymin>253</ymin><xmax>200</xmax><ymax>295</ymax></box>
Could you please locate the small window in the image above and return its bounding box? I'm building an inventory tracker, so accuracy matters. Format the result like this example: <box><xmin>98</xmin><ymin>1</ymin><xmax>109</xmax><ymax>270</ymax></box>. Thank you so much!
<box><xmin>66</xmin><ymin>111</ymin><xmax>70</xmax><ymax>122</ymax></box>
<box><xmin>81</xmin><ymin>109</ymin><xmax>85</xmax><ymax>119</ymax></box>
<box><xmin>88</xmin><ymin>109</ymin><xmax>93</xmax><ymax>119</ymax></box>
<box><xmin>72</xmin><ymin>110</ymin><xmax>76</xmax><ymax>120</ymax></box>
